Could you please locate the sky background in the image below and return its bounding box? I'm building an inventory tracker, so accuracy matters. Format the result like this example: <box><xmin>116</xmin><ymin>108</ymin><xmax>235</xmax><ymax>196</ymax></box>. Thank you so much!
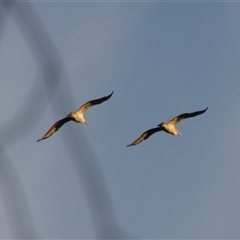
<box><xmin>0</xmin><ymin>1</ymin><xmax>240</xmax><ymax>239</ymax></box>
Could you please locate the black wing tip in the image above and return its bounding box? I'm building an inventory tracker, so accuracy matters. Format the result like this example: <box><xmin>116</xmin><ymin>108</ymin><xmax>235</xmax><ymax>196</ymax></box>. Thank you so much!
<box><xmin>203</xmin><ymin>107</ymin><xmax>208</xmax><ymax>112</ymax></box>
<box><xmin>103</xmin><ymin>91</ymin><xmax>114</xmax><ymax>100</ymax></box>
<box><xmin>109</xmin><ymin>91</ymin><xmax>114</xmax><ymax>97</ymax></box>
<box><xmin>126</xmin><ymin>141</ymin><xmax>139</xmax><ymax>147</ymax></box>
<box><xmin>37</xmin><ymin>138</ymin><xmax>42</xmax><ymax>142</ymax></box>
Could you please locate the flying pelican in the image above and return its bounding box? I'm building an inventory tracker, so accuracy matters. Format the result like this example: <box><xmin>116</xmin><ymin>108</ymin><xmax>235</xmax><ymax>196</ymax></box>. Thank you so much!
<box><xmin>37</xmin><ymin>92</ymin><xmax>113</xmax><ymax>142</ymax></box>
<box><xmin>127</xmin><ymin>107</ymin><xmax>208</xmax><ymax>147</ymax></box>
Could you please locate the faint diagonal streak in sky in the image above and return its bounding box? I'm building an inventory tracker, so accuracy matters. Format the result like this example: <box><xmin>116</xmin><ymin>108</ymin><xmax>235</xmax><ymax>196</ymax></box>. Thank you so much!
<box><xmin>0</xmin><ymin>2</ymin><xmax>134</xmax><ymax>239</ymax></box>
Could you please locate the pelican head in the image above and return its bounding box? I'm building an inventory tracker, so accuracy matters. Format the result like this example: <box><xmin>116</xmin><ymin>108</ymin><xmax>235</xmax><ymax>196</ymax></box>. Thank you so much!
<box><xmin>158</xmin><ymin>122</ymin><xmax>165</xmax><ymax>127</ymax></box>
<box><xmin>68</xmin><ymin>112</ymin><xmax>74</xmax><ymax>118</ymax></box>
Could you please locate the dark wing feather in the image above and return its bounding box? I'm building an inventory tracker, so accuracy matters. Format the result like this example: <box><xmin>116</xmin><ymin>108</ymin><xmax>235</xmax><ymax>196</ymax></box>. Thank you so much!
<box><xmin>126</xmin><ymin>127</ymin><xmax>162</xmax><ymax>147</ymax></box>
<box><xmin>37</xmin><ymin>117</ymin><xmax>72</xmax><ymax>142</ymax></box>
<box><xmin>77</xmin><ymin>91</ymin><xmax>113</xmax><ymax>113</ymax></box>
<box><xmin>167</xmin><ymin>107</ymin><xmax>208</xmax><ymax>125</ymax></box>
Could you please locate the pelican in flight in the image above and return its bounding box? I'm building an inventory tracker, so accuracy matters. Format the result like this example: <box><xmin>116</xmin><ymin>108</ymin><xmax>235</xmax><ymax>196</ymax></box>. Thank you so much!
<box><xmin>37</xmin><ymin>92</ymin><xmax>113</xmax><ymax>142</ymax></box>
<box><xmin>127</xmin><ymin>107</ymin><xmax>208</xmax><ymax>147</ymax></box>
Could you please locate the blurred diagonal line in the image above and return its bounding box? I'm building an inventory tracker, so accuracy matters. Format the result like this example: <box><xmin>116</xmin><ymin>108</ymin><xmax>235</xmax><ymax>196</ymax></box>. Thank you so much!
<box><xmin>0</xmin><ymin>145</ymin><xmax>38</xmax><ymax>238</ymax></box>
<box><xmin>0</xmin><ymin>2</ymin><xmax>64</xmax><ymax>239</ymax></box>
<box><xmin>0</xmin><ymin>2</ymin><xmax>132</xmax><ymax>239</ymax></box>
<box><xmin>62</xmin><ymin>133</ymin><xmax>137</xmax><ymax>239</ymax></box>
<box><xmin>0</xmin><ymin>3</ymin><xmax>63</xmax><ymax>147</ymax></box>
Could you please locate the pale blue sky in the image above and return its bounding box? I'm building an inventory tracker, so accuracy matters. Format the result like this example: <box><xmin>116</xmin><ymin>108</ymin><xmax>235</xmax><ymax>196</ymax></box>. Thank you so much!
<box><xmin>0</xmin><ymin>2</ymin><xmax>240</xmax><ymax>239</ymax></box>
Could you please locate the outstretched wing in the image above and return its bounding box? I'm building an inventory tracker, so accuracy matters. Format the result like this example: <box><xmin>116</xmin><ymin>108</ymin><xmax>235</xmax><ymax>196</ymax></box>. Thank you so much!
<box><xmin>167</xmin><ymin>107</ymin><xmax>208</xmax><ymax>125</ymax></box>
<box><xmin>126</xmin><ymin>127</ymin><xmax>162</xmax><ymax>147</ymax></box>
<box><xmin>37</xmin><ymin>117</ymin><xmax>72</xmax><ymax>142</ymax></box>
<box><xmin>77</xmin><ymin>91</ymin><xmax>113</xmax><ymax>113</ymax></box>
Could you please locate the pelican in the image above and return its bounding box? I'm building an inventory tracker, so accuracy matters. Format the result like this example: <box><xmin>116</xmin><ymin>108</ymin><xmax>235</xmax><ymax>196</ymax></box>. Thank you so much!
<box><xmin>37</xmin><ymin>92</ymin><xmax>113</xmax><ymax>142</ymax></box>
<box><xmin>127</xmin><ymin>107</ymin><xmax>208</xmax><ymax>147</ymax></box>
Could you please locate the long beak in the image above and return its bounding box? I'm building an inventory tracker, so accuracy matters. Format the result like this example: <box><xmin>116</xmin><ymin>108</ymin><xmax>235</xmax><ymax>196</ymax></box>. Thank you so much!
<box><xmin>85</xmin><ymin>120</ymin><xmax>90</xmax><ymax>126</ymax></box>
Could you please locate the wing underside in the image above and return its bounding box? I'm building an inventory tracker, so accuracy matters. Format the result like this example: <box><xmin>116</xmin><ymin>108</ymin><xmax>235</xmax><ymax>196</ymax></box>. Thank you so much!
<box><xmin>127</xmin><ymin>127</ymin><xmax>162</xmax><ymax>147</ymax></box>
<box><xmin>167</xmin><ymin>107</ymin><xmax>208</xmax><ymax>125</ymax></box>
<box><xmin>37</xmin><ymin>117</ymin><xmax>72</xmax><ymax>142</ymax></box>
<box><xmin>77</xmin><ymin>91</ymin><xmax>113</xmax><ymax>113</ymax></box>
